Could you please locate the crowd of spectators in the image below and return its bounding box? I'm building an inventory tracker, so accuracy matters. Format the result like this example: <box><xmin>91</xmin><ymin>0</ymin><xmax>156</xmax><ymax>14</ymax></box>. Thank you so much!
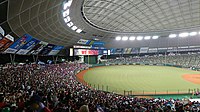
<box><xmin>106</xmin><ymin>53</ymin><xmax>200</xmax><ymax>68</ymax></box>
<box><xmin>0</xmin><ymin>62</ymin><xmax>200</xmax><ymax>112</ymax></box>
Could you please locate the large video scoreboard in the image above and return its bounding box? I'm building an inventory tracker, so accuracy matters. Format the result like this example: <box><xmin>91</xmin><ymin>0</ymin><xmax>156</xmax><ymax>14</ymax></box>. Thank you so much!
<box><xmin>71</xmin><ymin>45</ymin><xmax>109</xmax><ymax>56</ymax></box>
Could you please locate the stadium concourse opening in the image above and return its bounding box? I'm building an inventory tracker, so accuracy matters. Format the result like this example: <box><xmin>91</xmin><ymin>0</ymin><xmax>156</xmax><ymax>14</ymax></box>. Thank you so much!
<box><xmin>1</xmin><ymin>0</ymin><xmax>200</xmax><ymax>111</ymax></box>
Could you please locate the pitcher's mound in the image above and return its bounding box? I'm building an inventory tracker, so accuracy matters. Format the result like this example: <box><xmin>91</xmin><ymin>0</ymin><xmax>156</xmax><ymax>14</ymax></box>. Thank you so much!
<box><xmin>182</xmin><ymin>74</ymin><xmax>200</xmax><ymax>84</ymax></box>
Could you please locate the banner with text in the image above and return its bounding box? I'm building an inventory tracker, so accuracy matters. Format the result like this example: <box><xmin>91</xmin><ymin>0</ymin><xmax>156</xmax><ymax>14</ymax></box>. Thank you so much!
<box><xmin>0</xmin><ymin>26</ymin><xmax>5</xmax><ymax>36</ymax></box>
<box><xmin>39</xmin><ymin>44</ymin><xmax>55</xmax><ymax>55</ymax></box>
<box><xmin>74</xmin><ymin>49</ymin><xmax>99</xmax><ymax>56</ymax></box>
<box><xmin>4</xmin><ymin>34</ymin><xmax>32</xmax><ymax>54</ymax></box>
<box><xmin>28</xmin><ymin>41</ymin><xmax>48</xmax><ymax>55</ymax></box>
<box><xmin>48</xmin><ymin>46</ymin><xmax>64</xmax><ymax>55</ymax></box>
<box><xmin>0</xmin><ymin>34</ymin><xmax>14</xmax><ymax>52</ymax></box>
<box><xmin>148</xmin><ymin>48</ymin><xmax>158</xmax><ymax>53</ymax></box>
<box><xmin>77</xmin><ymin>39</ymin><xmax>90</xmax><ymax>45</ymax></box>
<box><xmin>16</xmin><ymin>38</ymin><xmax>40</xmax><ymax>55</ymax></box>
<box><xmin>139</xmin><ymin>47</ymin><xmax>149</xmax><ymax>53</ymax></box>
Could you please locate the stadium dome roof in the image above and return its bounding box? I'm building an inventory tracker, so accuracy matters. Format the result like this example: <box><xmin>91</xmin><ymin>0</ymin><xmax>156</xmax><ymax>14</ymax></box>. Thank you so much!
<box><xmin>83</xmin><ymin>0</ymin><xmax>200</xmax><ymax>33</ymax></box>
<box><xmin>1</xmin><ymin>0</ymin><xmax>200</xmax><ymax>47</ymax></box>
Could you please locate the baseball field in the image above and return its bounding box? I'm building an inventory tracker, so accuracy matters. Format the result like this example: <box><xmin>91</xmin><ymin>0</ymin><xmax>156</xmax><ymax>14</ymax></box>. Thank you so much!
<box><xmin>76</xmin><ymin>65</ymin><xmax>200</xmax><ymax>95</ymax></box>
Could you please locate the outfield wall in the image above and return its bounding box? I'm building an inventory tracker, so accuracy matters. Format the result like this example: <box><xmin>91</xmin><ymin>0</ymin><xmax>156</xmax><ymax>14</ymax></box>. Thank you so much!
<box><xmin>91</xmin><ymin>63</ymin><xmax>200</xmax><ymax>71</ymax></box>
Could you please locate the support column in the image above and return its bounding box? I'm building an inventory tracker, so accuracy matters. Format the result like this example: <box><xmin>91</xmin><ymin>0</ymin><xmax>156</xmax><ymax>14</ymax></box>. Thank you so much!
<box><xmin>33</xmin><ymin>55</ymin><xmax>36</xmax><ymax>62</ymax></box>
<box><xmin>55</xmin><ymin>55</ymin><xmax>58</xmax><ymax>64</ymax></box>
<box><xmin>10</xmin><ymin>54</ymin><xmax>16</xmax><ymax>64</ymax></box>
<box><xmin>36</xmin><ymin>55</ymin><xmax>39</xmax><ymax>63</ymax></box>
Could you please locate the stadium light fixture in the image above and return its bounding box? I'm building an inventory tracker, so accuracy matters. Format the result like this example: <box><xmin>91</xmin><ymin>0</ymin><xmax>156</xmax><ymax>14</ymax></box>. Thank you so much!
<box><xmin>189</xmin><ymin>32</ymin><xmax>197</xmax><ymax>36</ymax></box>
<box><xmin>64</xmin><ymin>0</ymin><xmax>73</xmax><ymax>10</ymax></box>
<box><xmin>63</xmin><ymin>9</ymin><xmax>69</xmax><ymax>17</ymax></box>
<box><xmin>64</xmin><ymin>18</ymin><xmax>69</xmax><ymax>23</ymax></box>
<box><xmin>67</xmin><ymin>22</ymin><xmax>73</xmax><ymax>27</ymax></box>
<box><xmin>169</xmin><ymin>34</ymin><xmax>177</xmax><ymax>38</ymax></box>
<box><xmin>76</xmin><ymin>29</ymin><xmax>82</xmax><ymax>33</ymax></box>
<box><xmin>122</xmin><ymin>36</ymin><xmax>128</xmax><ymax>41</ymax></box>
<box><xmin>129</xmin><ymin>36</ymin><xmax>135</xmax><ymax>40</ymax></box>
<box><xmin>71</xmin><ymin>26</ymin><xmax>78</xmax><ymax>30</ymax></box>
<box><xmin>144</xmin><ymin>36</ymin><xmax>151</xmax><ymax>40</ymax></box>
<box><xmin>115</xmin><ymin>36</ymin><xmax>121</xmax><ymax>40</ymax></box>
<box><xmin>152</xmin><ymin>36</ymin><xmax>159</xmax><ymax>39</ymax></box>
<box><xmin>67</xmin><ymin>0</ymin><xmax>73</xmax><ymax>6</ymax></box>
<box><xmin>179</xmin><ymin>32</ymin><xmax>189</xmax><ymax>37</ymax></box>
<box><xmin>63</xmin><ymin>0</ymin><xmax>83</xmax><ymax>34</ymax></box>
<box><xmin>136</xmin><ymin>36</ymin><xmax>143</xmax><ymax>40</ymax></box>
<box><xmin>64</xmin><ymin>16</ymin><xmax>70</xmax><ymax>23</ymax></box>
<box><xmin>64</xmin><ymin>3</ymin><xmax>68</xmax><ymax>10</ymax></box>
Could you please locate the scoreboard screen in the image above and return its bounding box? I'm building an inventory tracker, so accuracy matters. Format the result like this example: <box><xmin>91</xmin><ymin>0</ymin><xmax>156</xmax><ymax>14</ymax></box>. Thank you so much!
<box><xmin>74</xmin><ymin>49</ymin><xmax>99</xmax><ymax>56</ymax></box>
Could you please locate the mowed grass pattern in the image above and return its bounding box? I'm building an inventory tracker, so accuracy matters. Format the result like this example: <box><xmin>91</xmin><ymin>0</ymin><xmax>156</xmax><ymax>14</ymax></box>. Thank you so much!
<box><xmin>83</xmin><ymin>65</ymin><xmax>200</xmax><ymax>94</ymax></box>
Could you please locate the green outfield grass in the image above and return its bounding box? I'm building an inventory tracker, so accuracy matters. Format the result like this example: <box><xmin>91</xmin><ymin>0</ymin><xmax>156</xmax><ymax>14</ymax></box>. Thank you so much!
<box><xmin>83</xmin><ymin>65</ymin><xmax>200</xmax><ymax>95</ymax></box>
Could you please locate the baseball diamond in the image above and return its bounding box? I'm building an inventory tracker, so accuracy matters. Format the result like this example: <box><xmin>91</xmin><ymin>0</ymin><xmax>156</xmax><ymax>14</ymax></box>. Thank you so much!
<box><xmin>77</xmin><ymin>65</ymin><xmax>200</xmax><ymax>95</ymax></box>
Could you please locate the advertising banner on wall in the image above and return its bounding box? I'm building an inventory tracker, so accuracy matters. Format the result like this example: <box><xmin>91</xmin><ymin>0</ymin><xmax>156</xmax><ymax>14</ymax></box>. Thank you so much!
<box><xmin>73</xmin><ymin>45</ymin><xmax>91</xmax><ymax>49</ymax></box>
<box><xmin>115</xmin><ymin>48</ymin><xmax>123</xmax><ymax>54</ymax></box>
<box><xmin>167</xmin><ymin>47</ymin><xmax>178</xmax><ymax>52</ymax></box>
<box><xmin>77</xmin><ymin>39</ymin><xmax>91</xmax><ymax>45</ymax></box>
<box><xmin>186</xmin><ymin>46</ymin><xmax>200</xmax><ymax>51</ymax></box>
<box><xmin>148</xmin><ymin>48</ymin><xmax>158</xmax><ymax>53</ymax></box>
<box><xmin>88</xmin><ymin>40</ymin><xmax>94</xmax><ymax>45</ymax></box>
<box><xmin>28</xmin><ymin>41</ymin><xmax>48</xmax><ymax>55</ymax></box>
<box><xmin>77</xmin><ymin>39</ymin><xmax>104</xmax><ymax>46</ymax></box>
<box><xmin>74</xmin><ymin>49</ymin><xmax>99</xmax><ymax>56</ymax></box>
<box><xmin>4</xmin><ymin>34</ymin><xmax>32</xmax><ymax>54</ymax></box>
<box><xmin>0</xmin><ymin>33</ymin><xmax>3</xmax><ymax>40</ymax></box>
<box><xmin>91</xmin><ymin>41</ymin><xmax>105</xmax><ymax>47</ymax></box>
<box><xmin>48</xmin><ymin>46</ymin><xmax>64</xmax><ymax>55</ymax></box>
<box><xmin>189</xmin><ymin>45</ymin><xmax>200</xmax><ymax>48</ymax></box>
<box><xmin>103</xmin><ymin>50</ymin><xmax>108</xmax><ymax>55</ymax></box>
<box><xmin>110</xmin><ymin>48</ymin><xmax>116</xmax><ymax>54</ymax></box>
<box><xmin>127</xmin><ymin>48</ymin><xmax>132</xmax><ymax>54</ymax></box>
<box><xmin>16</xmin><ymin>38</ymin><xmax>40</xmax><ymax>55</ymax></box>
<box><xmin>177</xmin><ymin>46</ymin><xmax>189</xmax><ymax>52</ymax></box>
<box><xmin>123</xmin><ymin>48</ymin><xmax>132</xmax><ymax>54</ymax></box>
<box><xmin>123</xmin><ymin>48</ymin><xmax>128</xmax><ymax>54</ymax></box>
<box><xmin>0</xmin><ymin>26</ymin><xmax>5</xmax><ymax>36</ymax></box>
<box><xmin>0</xmin><ymin>34</ymin><xmax>14</xmax><ymax>52</ymax></box>
<box><xmin>98</xmin><ymin>49</ymin><xmax>108</xmax><ymax>55</ymax></box>
<box><xmin>158</xmin><ymin>47</ymin><xmax>167</xmax><ymax>53</ymax></box>
<box><xmin>139</xmin><ymin>47</ymin><xmax>149</xmax><ymax>53</ymax></box>
<box><xmin>131</xmin><ymin>48</ymin><xmax>139</xmax><ymax>54</ymax></box>
<box><xmin>39</xmin><ymin>44</ymin><xmax>55</xmax><ymax>55</ymax></box>
<box><xmin>4</xmin><ymin>34</ymin><xmax>14</xmax><ymax>42</ymax></box>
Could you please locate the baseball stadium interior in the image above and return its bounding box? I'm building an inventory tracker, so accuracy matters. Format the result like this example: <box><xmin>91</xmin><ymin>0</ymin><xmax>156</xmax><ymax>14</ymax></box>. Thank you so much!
<box><xmin>1</xmin><ymin>0</ymin><xmax>200</xmax><ymax>111</ymax></box>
